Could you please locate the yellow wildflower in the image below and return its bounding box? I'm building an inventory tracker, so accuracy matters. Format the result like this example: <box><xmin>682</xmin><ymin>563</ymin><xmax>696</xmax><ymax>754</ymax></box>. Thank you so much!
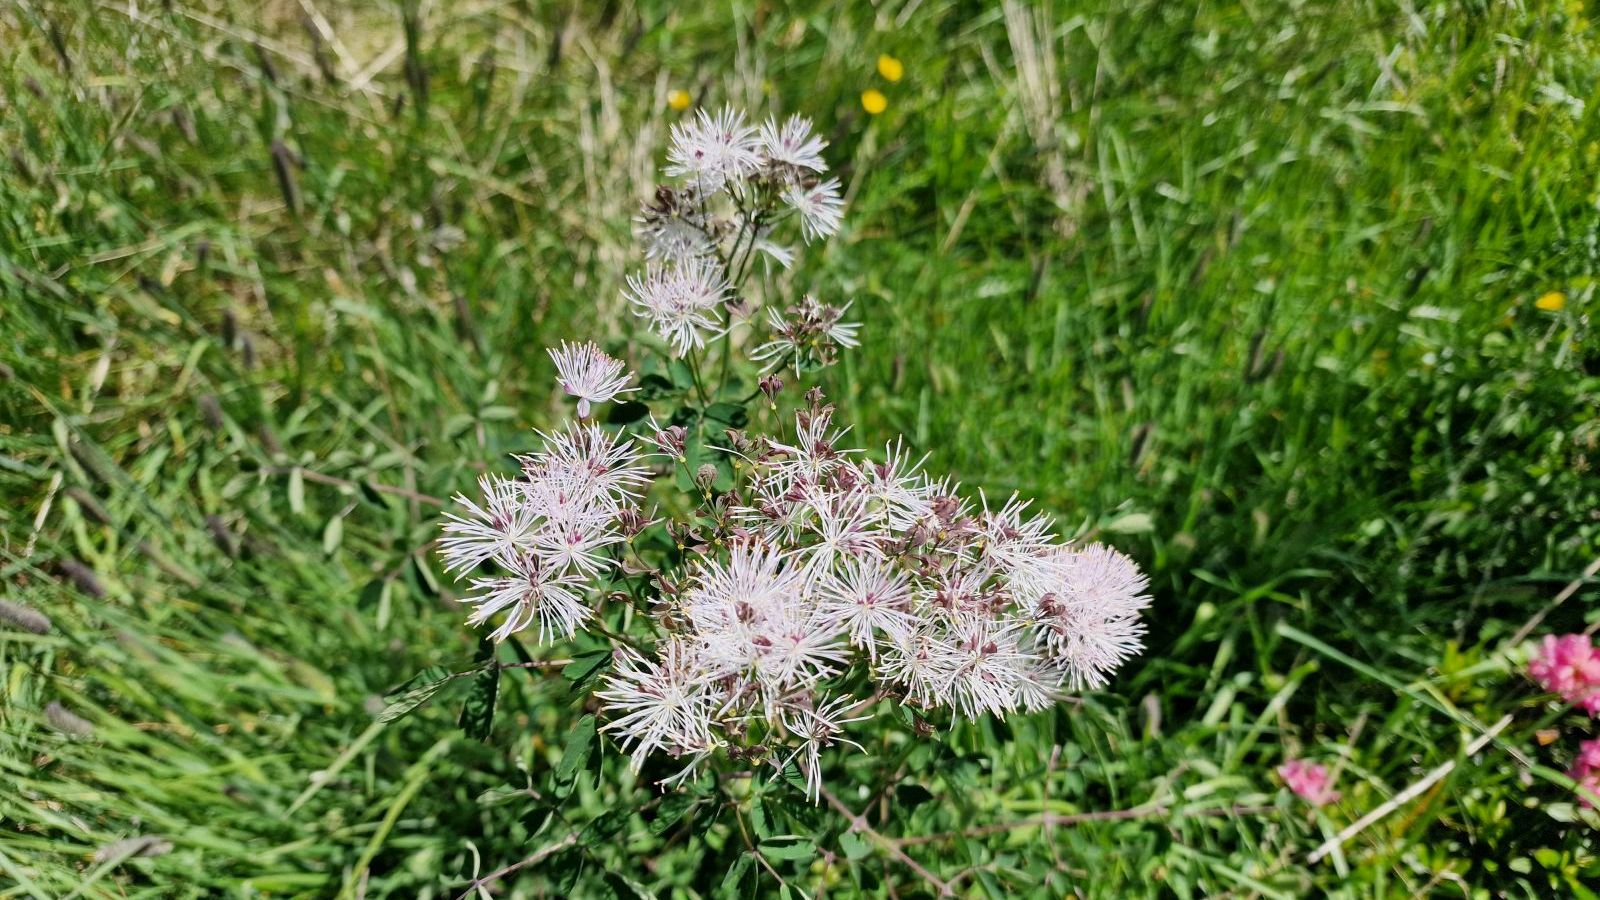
<box><xmin>1535</xmin><ymin>291</ymin><xmax>1566</xmax><ymax>311</ymax></box>
<box><xmin>877</xmin><ymin>54</ymin><xmax>904</xmax><ymax>82</ymax></box>
<box><xmin>667</xmin><ymin>89</ymin><xmax>691</xmax><ymax>111</ymax></box>
<box><xmin>861</xmin><ymin>89</ymin><xmax>887</xmax><ymax>115</ymax></box>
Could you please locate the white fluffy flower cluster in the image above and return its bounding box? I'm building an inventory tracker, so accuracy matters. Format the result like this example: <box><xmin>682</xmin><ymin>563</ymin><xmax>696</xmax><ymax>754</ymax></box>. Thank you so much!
<box><xmin>438</xmin><ymin>421</ymin><xmax>650</xmax><ymax>643</ymax></box>
<box><xmin>594</xmin><ymin>402</ymin><xmax>1151</xmax><ymax>798</ymax></box>
<box><xmin>629</xmin><ymin>107</ymin><xmax>850</xmax><ymax>359</ymax></box>
<box><xmin>437</xmin><ymin>105</ymin><xmax>1151</xmax><ymax>803</ymax></box>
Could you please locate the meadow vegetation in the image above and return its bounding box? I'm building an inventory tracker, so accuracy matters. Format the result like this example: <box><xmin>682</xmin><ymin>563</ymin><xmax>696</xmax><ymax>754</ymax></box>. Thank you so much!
<box><xmin>1</xmin><ymin>0</ymin><xmax>1598</xmax><ymax>896</ymax></box>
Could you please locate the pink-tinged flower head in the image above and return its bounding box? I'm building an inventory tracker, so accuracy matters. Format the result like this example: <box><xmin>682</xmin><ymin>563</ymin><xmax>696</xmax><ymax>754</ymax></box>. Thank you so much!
<box><xmin>1569</xmin><ymin>738</ymin><xmax>1600</xmax><ymax>809</ymax></box>
<box><xmin>781</xmin><ymin>177</ymin><xmax>844</xmax><ymax>243</ymax></box>
<box><xmin>1528</xmin><ymin>634</ymin><xmax>1600</xmax><ymax>715</ymax></box>
<box><xmin>548</xmin><ymin>341</ymin><xmax>637</xmax><ymax>418</ymax></box>
<box><xmin>1278</xmin><ymin>759</ymin><xmax>1340</xmax><ymax>807</ymax></box>
<box><xmin>665</xmin><ymin>106</ymin><xmax>760</xmax><ymax>193</ymax></box>
<box><xmin>624</xmin><ymin>259</ymin><xmax>730</xmax><ymax>357</ymax></box>
<box><xmin>1577</xmin><ymin>738</ymin><xmax>1600</xmax><ymax>771</ymax></box>
<box><xmin>757</xmin><ymin>115</ymin><xmax>827</xmax><ymax>176</ymax></box>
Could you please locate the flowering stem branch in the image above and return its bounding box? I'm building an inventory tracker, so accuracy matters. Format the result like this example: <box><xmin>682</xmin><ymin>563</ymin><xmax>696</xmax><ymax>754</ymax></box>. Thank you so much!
<box><xmin>438</xmin><ymin>107</ymin><xmax>1159</xmax><ymax>887</ymax></box>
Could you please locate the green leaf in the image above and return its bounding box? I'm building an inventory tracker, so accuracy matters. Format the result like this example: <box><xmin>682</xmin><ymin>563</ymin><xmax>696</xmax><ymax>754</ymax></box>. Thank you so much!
<box><xmin>551</xmin><ymin>848</ymin><xmax>586</xmax><ymax>892</ymax></box>
<box><xmin>357</xmin><ymin>578</ymin><xmax>386</xmax><ymax>609</ymax></box>
<box><xmin>457</xmin><ymin>638</ymin><xmax>500</xmax><ymax>741</ymax></box>
<box><xmin>748</xmin><ymin>797</ymin><xmax>772</xmax><ymax>839</ymax></box>
<box><xmin>563</xmin><ymin>648</ymin><xmax>611</xmax><ymax>688</ymax></box>
<box><xmin>410</xmin><ymin>555</ymin><xmax>440</xmax><ymax>596</ymax></box>
<box><xmin>1546</xmin><ymin>802</ymin><xmax>1580</xmax><ymax>822</ymax></box>
<box><xmin>717</xmin><ymin>853</ymin><xmax>752</xmax><ymax>898</ymax></box>
<box><xmin>703</xmin><ymin>401</ymin><xmax>748</xmax><ymax>428</ymax></box>
<box><xmin>377</xmin><ymin>665</ymin><xmax>454</xmax><ymax>722</ymax></box>
<box><xmin>759</xmin><ymin>835</ymin><xmax>816</xmax><ymax>862</ymax></box>
<box><xmin>607</xmin><ymin>400</ymin><xmax>650</xmax><ymax>424</ymax></box>
<box><xmin>636</xmin><ymin>373</ymin><xmax>675</xmax><ymax>400</ymax></box>
<box><xmin>554</xmin><ymin>713</ymin><xmax>596</xmax><ymax>796</ymax></box>
<box><xmin>358</xmin><ymin>479</ymin><xmax>387</xmax><ymax>506</ymax></box>
<box><xmin>838</xmin><ymin>830</ymin><xmax>872</xmax><ymax>861</ymax></box>
<box><xmin>668</xmin><ymin>359</ymin><xmax>695</xmax><ymax>390</ymax></box>
<box><xmin>895</xmin><ymin>783</ymin><xmax>935</xmax><ymax>809</ymax></box>
<box><xmin>776</xmin><ymin>761</ymin><xmax>809</xmax><ymax>795</ymax></box>
<box><xmin>442</xmin><ymin>413</ymin><xmax>476</xmax><ymax>438</ymax></box>
<box><xmin>520</xmin><ymin>803</ymin><xmax>555</xmax><ymax>837</ymax></box>
<box><xmin>946</xmin><ymin>758</ymin><xmax>981</xmax><ymax>788</ymax></box>
<box><xmin>1104</xmin><ymin>511</ymin><xmax>1154</xmax><ymax>534</ymax></box>
<box><xmin>321</xmin><ymin>515</ymin><xmax>343</xmax><ymax>554</ymax></box>
<box><xmin>586</xmin><ymin>806</ymin><xmax>631</xmax><ymax>840</ymax></box>
<box><xmin>712</xmin><ymin>456</ymin><xmax>736</xmax><ymax>492</ymax></box>
<box><xmin>288</xmin><ymin>467</ymin><xmax>305</xmax><ymax>514</ymax></box>
<box><xmin>650</xmin><ymin>792</ymin><xmax>701</xmax><ymax>835</ymax></box>
<box><xmin>474</xmin><ymin>786</ymin><xmax>530</xmax><ymax>807</ymax></box>
<box><xmin>894</xmin><ymin>704</ymin><xmax>917</xmax><ymax>728</ymax></box>
<box><xmin>603</xmin><ymin>870</ymin><xmax>656</xmax><ymax>899</ymax></box>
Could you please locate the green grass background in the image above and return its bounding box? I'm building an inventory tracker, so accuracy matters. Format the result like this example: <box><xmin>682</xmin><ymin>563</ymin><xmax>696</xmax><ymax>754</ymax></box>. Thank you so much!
<box><xmin>2</xmin><ymin>0</ymin><xmax>1598</xmax><ymax>896</ymax></box>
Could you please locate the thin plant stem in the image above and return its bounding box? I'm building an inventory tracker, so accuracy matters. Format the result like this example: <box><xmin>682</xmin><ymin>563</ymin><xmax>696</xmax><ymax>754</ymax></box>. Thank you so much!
<box><xmin>267</xmin><ymin>465</ymin><xmax>444</xmax><ymax>506</ymax></box>
<box><xmin>685</xmin><ymin>346</ymin><xmax>712</xmax><ymax>409</ymax></box>
<box><xmin>819</xmin><ymin>785</ymin><xmax>953</xmax><ymax>897</ymax></box>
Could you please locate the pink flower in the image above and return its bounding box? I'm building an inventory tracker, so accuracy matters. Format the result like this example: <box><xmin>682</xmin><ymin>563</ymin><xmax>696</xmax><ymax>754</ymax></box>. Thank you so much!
<box><xmin>1569</xmin><ymin>738</ymin><xmax>1600</xmax><ymax>809</ymax></box>
<box><xmin>1528</xmin><ymin>634</ymin><xmax>1600</xmax><ymax>715</ymax></box>
<box><xmin>1278</xmin><ymin>759</ymin><xmax>1340</xmax><ymax>807</ymax></box>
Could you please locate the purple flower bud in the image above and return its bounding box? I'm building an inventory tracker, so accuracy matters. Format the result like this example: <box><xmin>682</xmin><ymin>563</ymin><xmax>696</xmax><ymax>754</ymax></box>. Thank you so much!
<box><xmin>759</xmin><ymin>373</ymin><xmax>783</xmax><ymax>403</ymax></box>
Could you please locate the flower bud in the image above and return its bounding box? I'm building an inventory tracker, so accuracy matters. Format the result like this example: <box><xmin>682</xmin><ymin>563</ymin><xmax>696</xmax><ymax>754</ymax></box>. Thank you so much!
<box><xmin>694</xmin><ymin>463</ymin><xmax>718</xmax><ymax>489</ymax></box>
<box><xmin>615</xmin><ymin>507</ymin><xmax>654</xmax><ymax>537</ymax></box>
<box><xmin>653</xmin><ymin>423</ymin><xmax>688</xmax><ymax>459</ymax></box>
<box><xmin>723</xmin><ymin>429</ymin><xmax>753</xmax><ymax>455</ymax></box>
<box><xmin>758</xmin><ymin>373</ymin><xmax>783</xmax><ymax>406</ymax></box>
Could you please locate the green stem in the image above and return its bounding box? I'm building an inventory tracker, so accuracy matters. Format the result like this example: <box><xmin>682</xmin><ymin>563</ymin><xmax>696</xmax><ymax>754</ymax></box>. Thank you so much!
<box><xmin>729</xmin><ymin>209</ymin><xmax>764</xmax><ymax>289</ymax></box>
<box><xmin>714</xmin><ymin>328</ymin><xmax>735</xmax><ymax>399</ymax></box>
<box><xmin>685</xmin><ymin>346</ymin><xmax>712</xmax><ymax>409</ymax></box>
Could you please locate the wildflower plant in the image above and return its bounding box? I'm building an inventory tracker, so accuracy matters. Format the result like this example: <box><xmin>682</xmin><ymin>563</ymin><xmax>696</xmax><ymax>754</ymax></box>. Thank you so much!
<box><xmin>417</xmin><ymin>107</ymin><xmax>1150</xmax><ymax>821</ymax></box>
<box><xmin>1278</xmin><ymin>758</ymin><xmax>1340</xmax><ymax>807</ymax></box>
<box><xmin>1526</xmin><ymin>633</ymin><xmax>1600</xmax><ymax>810</ymax></box>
